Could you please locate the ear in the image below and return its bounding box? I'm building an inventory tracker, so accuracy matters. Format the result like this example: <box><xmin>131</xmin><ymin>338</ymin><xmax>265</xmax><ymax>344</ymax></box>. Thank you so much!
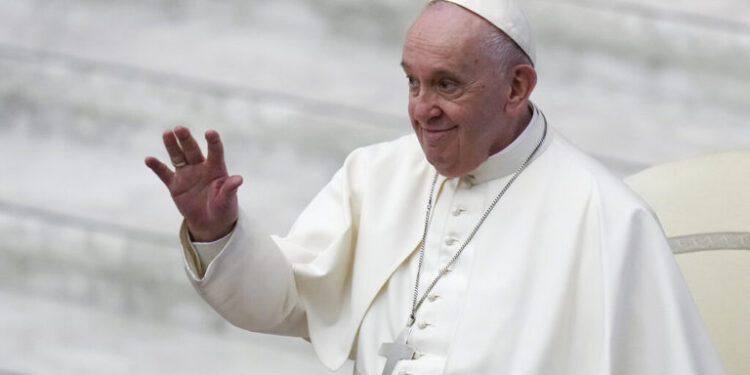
<box><xmin>504</xmin><ymin>64</ymin><xmax>537</xmax><ymax>115</ymax></box>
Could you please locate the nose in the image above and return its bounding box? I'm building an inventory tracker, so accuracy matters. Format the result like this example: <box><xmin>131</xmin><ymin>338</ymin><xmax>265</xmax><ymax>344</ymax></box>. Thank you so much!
<box><xmin>409</xmin><ymin>91</ymin><xmax>442</xmax><ymax>126</ymax></box>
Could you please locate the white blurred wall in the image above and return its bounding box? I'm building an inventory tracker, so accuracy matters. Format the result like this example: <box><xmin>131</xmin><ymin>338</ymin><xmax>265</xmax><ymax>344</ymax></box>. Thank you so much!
<box><xmin>0</xmin><ymin>0</ymin><xmax>747</xmax><ymax>374</ymax></box>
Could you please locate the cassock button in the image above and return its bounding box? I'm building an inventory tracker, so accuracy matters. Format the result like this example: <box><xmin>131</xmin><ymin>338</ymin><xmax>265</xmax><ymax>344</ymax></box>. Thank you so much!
<box><xmin>452</xmin><ymin>207</ymin><xmax>465</xmax><ymax>216</ymax></box>
<box><xmin>418</xmin><ymin>321</ymin><xmax>430</xmax><ymax>329</ymax></box>
<box><xmin>428</xmin><ymin>294</ymin><xmax>440</xmax><ymax>302</ymax></box>
<box><xmin>444</xmin><ymin>238</ymin><xmax>458</xmax><ymax>246</ymax></box>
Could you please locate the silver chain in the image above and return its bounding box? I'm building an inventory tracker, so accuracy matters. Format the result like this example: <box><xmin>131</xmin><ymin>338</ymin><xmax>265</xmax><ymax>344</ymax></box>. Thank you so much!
<box><xmin>408</xmin><ymin>116</ymin><xmax>548</xmax><ymax>327</ymax></box>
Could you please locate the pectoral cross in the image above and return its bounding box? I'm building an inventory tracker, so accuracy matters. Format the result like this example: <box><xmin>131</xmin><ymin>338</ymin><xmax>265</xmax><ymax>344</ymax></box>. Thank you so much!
<box><xmin>378</xmin><ymin>327</ymin><xmax>416</xmax><ymax>375</ymax></box>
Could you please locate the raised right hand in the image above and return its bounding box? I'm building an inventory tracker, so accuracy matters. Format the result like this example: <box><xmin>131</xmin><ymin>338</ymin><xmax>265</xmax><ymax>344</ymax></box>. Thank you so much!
<box><xmin>145</xmin><ymin>126</ymin><xmax>243</xmax><ymax>242</ymax></box>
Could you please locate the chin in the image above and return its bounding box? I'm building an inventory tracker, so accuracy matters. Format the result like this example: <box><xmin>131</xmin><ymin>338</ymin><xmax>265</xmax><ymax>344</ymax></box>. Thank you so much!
<box><xmin>420</xmin><ymin>143</ymin><xmax>468</xmax><ymax>177</ymax></box>
<box><xmin>428</xmin><ymin>159</ymin><xmax>461</xmax><ymax>178</ymax></box>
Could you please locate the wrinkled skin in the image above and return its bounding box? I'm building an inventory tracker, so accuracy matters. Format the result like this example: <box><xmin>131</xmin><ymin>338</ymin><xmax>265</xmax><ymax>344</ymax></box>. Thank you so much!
<box><xmin>402</xmin><ymin>2</ymin><xmax>535</xmax><ymax>177</ymax></box>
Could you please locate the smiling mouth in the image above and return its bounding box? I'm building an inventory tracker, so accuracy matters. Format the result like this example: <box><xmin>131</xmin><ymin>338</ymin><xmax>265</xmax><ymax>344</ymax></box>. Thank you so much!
<box><xmin>422</xmin><ymin>126</ymin><xmax>457</xmax><ymax>133</ymax></box>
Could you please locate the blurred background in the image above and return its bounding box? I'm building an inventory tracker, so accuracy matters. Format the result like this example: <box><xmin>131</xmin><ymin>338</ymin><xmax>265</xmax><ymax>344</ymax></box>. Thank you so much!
<box><xmin>0</xmin><ymin>0</ymin><xmax>748</xmax><ymax>373</ymax></box>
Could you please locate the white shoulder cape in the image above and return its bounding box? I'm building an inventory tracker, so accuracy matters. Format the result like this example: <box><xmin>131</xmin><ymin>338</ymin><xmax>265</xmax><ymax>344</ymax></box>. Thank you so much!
<box><xmin>183</xmin><ymin>129</ymin><xmax>724</xmax><ymax>374</ymax></box>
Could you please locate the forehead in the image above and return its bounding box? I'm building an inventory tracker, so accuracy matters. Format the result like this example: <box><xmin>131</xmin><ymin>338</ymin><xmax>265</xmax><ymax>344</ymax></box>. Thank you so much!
<box><xmin>402</xmin><ymin>3</ymin><xmax>490</xmax><ymax>72</ymax></box>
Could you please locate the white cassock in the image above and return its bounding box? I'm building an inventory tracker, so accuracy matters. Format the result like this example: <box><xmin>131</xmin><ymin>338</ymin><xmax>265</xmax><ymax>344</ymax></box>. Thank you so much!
<box><xmin>180</xmin><ymin>105</ymin><xmax>725</xmax><ymax>374</ymax></box>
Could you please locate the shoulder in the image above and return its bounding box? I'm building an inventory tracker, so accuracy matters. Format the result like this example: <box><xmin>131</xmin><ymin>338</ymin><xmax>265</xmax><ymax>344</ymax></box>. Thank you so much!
<box><xmin>527</xmin><ymin>129</ymin><xmax>662</xmax><ymax>245</ymax></box>
<box><xmin>346</xmin><ymin>133</ymin><xmax>422</xmax><ymax>164</ymax></box>
<box><xmin>532</xmin><ymin>130</ymin><xmax>670</xmax><ymax>265</ymax></box>
<box><xmin>318</xmin><ymin>134</ymin><xmax>429</xmax><ymax>205</ymax></box>
<box><xmin>340</xmin><ymin>134</ymin><xmax>427</xmax><ymax>178</ymax></box>
<box><xmin>539</xmin><ymin>130</ymin><xmax>650</xmax><ymax>214</ymax></box>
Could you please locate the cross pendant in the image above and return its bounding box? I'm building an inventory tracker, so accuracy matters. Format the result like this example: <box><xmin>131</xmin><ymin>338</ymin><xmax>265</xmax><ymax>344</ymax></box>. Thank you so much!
<box><xmin>378</xmin><ymin>327</ymin><xmax>416</xmax><ymax>375</ymax></box>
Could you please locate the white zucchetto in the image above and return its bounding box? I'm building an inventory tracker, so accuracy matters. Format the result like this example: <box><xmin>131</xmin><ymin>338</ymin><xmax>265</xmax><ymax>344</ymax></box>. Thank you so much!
<box><xmin>440</xmin><ymin>0</ymin><xmax>536</xmax><ymax>65</ymax></box>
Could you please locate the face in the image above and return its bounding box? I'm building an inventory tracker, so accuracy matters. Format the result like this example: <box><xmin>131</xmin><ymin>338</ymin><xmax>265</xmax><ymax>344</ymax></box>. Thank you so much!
<box><xmin>402</xmin><ymin>3</ymin><xmax>515</xmax><ymax>178</ymax></box>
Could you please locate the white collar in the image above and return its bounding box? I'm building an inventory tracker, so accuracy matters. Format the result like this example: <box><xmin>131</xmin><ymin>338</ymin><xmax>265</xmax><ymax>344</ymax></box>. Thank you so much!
<box><xmin>462</xmin><ymin>104</ymin><xmax>547</xmax><ymax>185</ymax></box>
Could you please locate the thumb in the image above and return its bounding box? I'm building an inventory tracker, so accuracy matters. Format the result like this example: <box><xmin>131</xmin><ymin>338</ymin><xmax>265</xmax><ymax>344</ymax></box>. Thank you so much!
<box><xmin>219</xmin><ymin>175</ymin><xmax>243</xmax><ymax>201</ymax></box>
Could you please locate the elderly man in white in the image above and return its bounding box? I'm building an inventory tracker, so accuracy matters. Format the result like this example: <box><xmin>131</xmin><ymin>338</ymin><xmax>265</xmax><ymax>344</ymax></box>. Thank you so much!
<box><xmin>145</xmin><ymin>0</ymin><xmax>725</xmax><ymax>374</ymax></box>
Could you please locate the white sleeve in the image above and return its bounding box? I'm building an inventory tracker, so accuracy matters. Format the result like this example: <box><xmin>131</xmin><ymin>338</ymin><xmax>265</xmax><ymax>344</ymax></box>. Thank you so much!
<box><xmin>182</xmin><ymin>230</ymin><xmax>232</xmax><ymax>280</ymax></box>
<box><xmin>178</xmin><ymin>210</ymin><xmax>308</xmax><ymax>338</ymax></box>
<box><xmin>176</xmin><ymin>145</ymin><xmax>373</xmax><ymax>366</ymax></box>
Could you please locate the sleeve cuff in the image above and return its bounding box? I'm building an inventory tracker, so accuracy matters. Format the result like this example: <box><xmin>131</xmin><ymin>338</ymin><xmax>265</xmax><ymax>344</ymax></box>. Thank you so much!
<box><xmin>180</xmin><ymin>221</ymin><xmax>235</xmax><ymax>280</ymax></box>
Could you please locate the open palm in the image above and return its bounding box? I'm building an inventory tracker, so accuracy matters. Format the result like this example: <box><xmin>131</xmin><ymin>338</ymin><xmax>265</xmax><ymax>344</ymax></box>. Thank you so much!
<box><xmin>145</xmin><ymin>126</ymin><xmax>243</xmax><ymax>242</ymax></box>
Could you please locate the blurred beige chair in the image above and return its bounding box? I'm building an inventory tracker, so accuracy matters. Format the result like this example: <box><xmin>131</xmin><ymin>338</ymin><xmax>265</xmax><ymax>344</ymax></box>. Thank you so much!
<box><xmin>625</xmin><ymin>151</ymin><xmax>749</xmax><ymax>375</ymax></box>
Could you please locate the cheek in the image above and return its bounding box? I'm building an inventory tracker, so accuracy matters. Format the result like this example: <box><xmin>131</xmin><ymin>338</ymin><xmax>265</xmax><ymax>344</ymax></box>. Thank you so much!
<box><xmin>452</xmin><ymin>112</ymin><xmax>485</xmax><ymax>147</ymax></box>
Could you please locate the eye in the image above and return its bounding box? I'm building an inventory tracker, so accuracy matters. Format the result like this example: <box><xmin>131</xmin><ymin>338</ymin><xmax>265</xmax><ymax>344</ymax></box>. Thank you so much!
<box><xmin>406</xmin><ymin>75</ymin><xmax>418</xmax><ymax>88</ymax></box>
<box><xmin>437</xmin><ymin>79</ymin><xmax>458</xmax><ymax>93</ymax></box>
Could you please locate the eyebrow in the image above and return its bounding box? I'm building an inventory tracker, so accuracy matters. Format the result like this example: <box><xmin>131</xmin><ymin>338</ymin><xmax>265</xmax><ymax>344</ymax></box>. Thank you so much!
<box><xmin>400</xmin><ymin>62</ymin><xmax>458</xmax><ymax>78</ymax></box>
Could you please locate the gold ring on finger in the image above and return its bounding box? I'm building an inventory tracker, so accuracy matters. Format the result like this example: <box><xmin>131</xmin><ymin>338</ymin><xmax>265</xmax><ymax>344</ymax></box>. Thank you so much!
<box><xmin>172</xmin><ymin>160</ymin><xmax>187</xmax><ymax>168</ymax></box>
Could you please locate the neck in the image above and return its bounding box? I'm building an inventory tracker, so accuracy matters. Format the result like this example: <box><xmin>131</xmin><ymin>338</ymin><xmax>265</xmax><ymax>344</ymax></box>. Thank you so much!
<box><xmin>488</xmin><ymin>104</ymin><xmax>533</xmax><ymax>158</ymax></box>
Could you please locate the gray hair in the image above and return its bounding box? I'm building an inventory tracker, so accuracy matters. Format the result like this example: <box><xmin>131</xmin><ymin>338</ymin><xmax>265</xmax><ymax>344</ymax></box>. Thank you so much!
<box><xmin>483</xmin><ymin>26</ymin><xmax>533</xmax><ymax>76</ymax></box>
